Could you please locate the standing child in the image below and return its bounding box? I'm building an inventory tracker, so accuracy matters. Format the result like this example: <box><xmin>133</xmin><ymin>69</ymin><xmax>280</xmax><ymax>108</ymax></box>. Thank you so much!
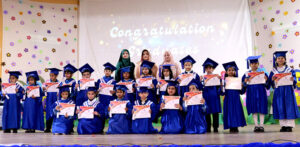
<box><xmin>2</xmin><ymin>71</ymin><xmax>24</xmax><ymax>133</ymax></box>
<box><xmin>106</xmin><ymin>85</ymin><xmax>132</xmax><ymax>134</ymax></box>
<box><xmin>76</xmin><ymin>63</ymin><xmax>95</xmax><ymax>106</ymax></box>
<box><xmin>132</xmin><ymin>87</ymin><xmax>158</xmax><ymax>134</ymax></box>
<box><xmin>268</xmin><ymin>51</ymin><xmax>300</xmax><ymax>132</ymax></box>
<box><xmin>98</xmin><ymin>62</ymin><xmax>117</xmax><ymax>109</ymax></box>
<box><xmin>43</xmin><ymin>68</ymin><xmax>62</xmax><ymax>133</ymax></box>
<box><xmin>119</xmin><ymin>66</ymin><xmax>136</xmax><ymax>103</ymax></box>
<box><xmin>159</xmin><ymin>81</ymin><xmax>184</xmax><ymax>134</ymax></box>
<box><xmin>157</xmin><ymin>64</ymin><xmax>175</xmax><ymax>99</ymax></box>
<box><xmin>77</xmin><ymin>87</ymin><xmax>106</xmax><ymax>134</ymax></box>
<box><xmin>60</xmin><ymin>64</ymin><xmax>77</xmax><ymax>102</ymax></box>
<box><xmin>183</xmin><ymin>81</ymin><xmax>207</xmax><ymax>134</ymax></box>
<box><xmin>22</xmin><ymin>71</ymin><xmax>45</xmax><ymax>133</ymax></box>
<box><xmin>222</xmin><ymin>61</ymin><xmax>246</xmax><ymax>133</ymax></box>
<box><xmin>242</xmin><ymin>56</ymin><xmax>268</xmax><ymax>132</ymax></box>
<box><xmin>51</xmin><ymin>85</ymin><xmax>75</xmax><ymax>135</ymax></box>
<box><xmin>202</xmin><ymin>58</ymin><xmax>222</xmax><ymax>133</ymax></box>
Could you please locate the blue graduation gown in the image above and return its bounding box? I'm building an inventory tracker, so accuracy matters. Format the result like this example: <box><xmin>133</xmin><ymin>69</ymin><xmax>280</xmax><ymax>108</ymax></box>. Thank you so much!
<box><xmin>77</xmin><ymin>100</ymin><xmax>106</xmax><ymax>134</ymax></box>
<box><xmin>59</xmin><ymin>78</ymin><xmax>76</xmax><ymax>101</ymax></box>
<box><xmin>136</xmin><ymin>76</ymin><xmax>158</xmax><ymax>104</ymax></box>
<box><xmin>120</xmin><ymin>79</ymin><xmax>136</xmax><ymax>104</ymax></box>
<box><xmin>22</xmin><ymin>85</ymin><xmax>45</xmax><ymax>131</ymax></box>
<box><xmin>2</xmin><ymin>83</ymin><xmax>24</xmax><ymax>130</ymax></box>
<box><xmin>45</xmin><ymin>80</ymin><xmax>60</xmax><ymax>120</ymax></box>
<box><xmin>106</xmin><ymin>99</ymin><xmax>132</xmax><ymax>134</ymax></box>
<box><xmin>51</xmin><ymin>98</ymin><xmax>74</xmax><ymax>134</ymax></box>
<box><xmin>242</xmin><ymin>70</ymin><xmax>268</xmax><ymax>115</ymax></box>
<box><xmin>222</xmin><ymin>85</ymin><xmax>247</xmax><ymax>129</ymax></box>
<box><xmin>132</xmin><ymin>99</ymin><xmax>158</xmax><ymax>134</ymax></box>
<box><xmin>203</xmin><ymin>80</ymin><xmax>222</xmax><ymax>114</ymax></box>
<box><xmin>178</xmin><ymin>71</ymin><xmax>203</xmax><ymax>98</ymax></box>
<box><xmin>97</xmin><ymin>76</ymin><xmax>116</xmax><ymax>108</ymax></box>
<box><xmin>184</xmin><ymin>104</ymin><xmax>207</xmax><ymax>134</ymax></box>
<box><xmin>268</xmin><ymin>66</ymin><xmax>300</xmax><ymax>119</ymax></box>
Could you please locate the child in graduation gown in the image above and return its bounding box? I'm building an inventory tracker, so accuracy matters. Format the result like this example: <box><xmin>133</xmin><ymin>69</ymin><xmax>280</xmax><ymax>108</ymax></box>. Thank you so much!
<box><xmin>118</xmin><ymin>66</ymin><xmax>136</xmax><ymax>103</ymax></box>
<box><xmin>59</xmin><ymin>64</ymin><xmax>77</xmax><ymax>102</ymax></box>
<box><xmin>157</xmin><ymin>64</ymin><xmax>176</xmax><ymax>99</ymax></box>
<box><xmin>43</xmin><ymin>68</ymin><xmax>62</xmax><ymax>133</ymax></box>
<box><xmin>159</xmin><ymin>81</ymin><xmax>184</xmax><ymax>134</ymax></box>
<box><xmin>77</xmin><ymin>86</ymin><xmax>106</xmax><ymax>134</ymax></box>
<box><xmin>136</xmin><ymin>61</ymin><xmax>158</xmax><ymax>104</ymax></box>
<box><xmin>132</xmin><ymin>87</ymin><xmax>158</xmax><ymax>134</ymax></box>
<box><xmin>177</xmin><ymin>55</ymin><xmax>203</xmax><ymax>98</ymax></box>
<box><xmin>183</xmin><ymin>80</ymin><xmax>207</xmax><ymax>134</ymax></box>
<box><xmin>76</xmin><ymin>63</ymin><xmax>95</xmax><ymax>106</ymax></box>
<box><xmin>2</xmin><ymin>71</ymin><xmax>24</xmax><ymax>133</ymax></box>
<box><xmin>268</xmin><ymin>51</ymin><xmax>300</xmax><ymax>132</ymax></box>
<box><xmin>242</xmin><ymin>56</ymin><xmax>268</xmax><ymax>132</ymax></box>
<box><xmin>202</xmin><ymin>58</ymin><xmax>222</xmax><ymax>133</ymax></box>
<box><xmin>98</xmin><ymin>62</ymin><xmax>117</xmax><ymax>109</ymax></box>
<box><xmin>222</xmin><ymin>61</ymin><xmax>247</xmax><ymax>133</ymax></box>
<box><xmin>22</xmin><ymin>71</ymin><xmax>45</xmax><ymax>133</ymax></box>
<box><xmin>51</xmin><ymin>85</ymin><xmax>75</xmax><ymax>135</ymax></box>
<box><xmin>106</xmin><ymin>85</ymin><xmax>132</xmax><ymax>134</ymax></box>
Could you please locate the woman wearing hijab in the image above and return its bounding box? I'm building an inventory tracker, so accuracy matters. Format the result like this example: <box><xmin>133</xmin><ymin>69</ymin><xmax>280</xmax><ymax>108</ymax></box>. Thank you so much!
<box><xmin>115</xmin><ymin>49</ymin><xmax>135</xmax><ymax>82</ymax></box>
<box><xmin>134</xmin><ymin>49</ymin><xmax>158</xmax><ymax>79</ymax></box>
<box><xmin>158</xmin><ymin>51</ymin><xmax>181</xmax><ymax>79</ymax></box>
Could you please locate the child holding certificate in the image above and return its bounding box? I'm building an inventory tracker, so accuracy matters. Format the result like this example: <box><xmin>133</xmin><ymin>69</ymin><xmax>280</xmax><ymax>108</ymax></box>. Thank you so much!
<box><xmin>22</xmin><ymin>71</ymin><xmax>45</xmax><ymax>133</ymax></box>
<box><xmin>43</xmin><ymin>68</ymin><xmax>62</xmax><ymax>133</ymax></box>
<box><xmin>136</xmin><ymin>61</ymin><xmax>158</xmax><ymax>104</ymax></box>
<box><xmin>118</xmin><ymin>66</ymin><xmax>136</xmax><ymax>103</ymax></box>
<box><xmin>2</xmin><ymin>71</ymin><xmax>24</xmax><ymax>133</ymax></box>
<box><xmin>107</xmin><ymin>85</ymin><xmax>132</xmax><ymax>134</ymax></box>
<box><xmin>76</xmin><ymin>63</ymin><xmax>95</xmax><ymax>106</ymax></box>
<box><xmin>222</xmin><ymin>62</ymin><xmax>246</xmax><ymax>133</ymax></box>
<box><xmin>98</xmin><ymin>62</ymin><xmax>117</xmax><ymax>109</ymax></box>
<box><xmin>52</xmin><ymin>85</ymin><xmax>75</xmax><ymax>135</ymax></box>
<box><xmin>202</xmin><ymin>58</ymin><xmax>222</xmax><ymax>133</ymax></box>
<box><xmin>183</xmin><ymin>81</ymin><xmax>207</xmax><ymax>134</ymax></box>
<box><xmin>132</xmin><ymin>87</ymin><xmax>158</xmax><ymax>134</ymax></box>
<box><xmin>268</xmin><ymin>51</ymin><xmax>300</xmax><ymax>132</ymax></box>
<box><xmin>177</xmin><ymin>55</ymin><xmax>203</xmax><ymax>98</ymax></box>
<box><xmin>60</xmin><ymin>64</ymin><xmax>77</xmax><ymax>102</ymax></box>
<box><xmin>157</xmin><ymin>64</ymin><xmax>175</xmax><ymax>99</ymax></box>
<box><xmin>242</xmin><ymin>56</ymin><xmax>268</xmax><ymax>133</ymax></box>
<box><xmin>77</xmin><ymin>87</ymin><xmax>106</xmax><ymax>134</ymax></box>
<box><xmin>159</xmin><ymin>81</ymin><xmax>184</xmax><ymax>134</ymax></box>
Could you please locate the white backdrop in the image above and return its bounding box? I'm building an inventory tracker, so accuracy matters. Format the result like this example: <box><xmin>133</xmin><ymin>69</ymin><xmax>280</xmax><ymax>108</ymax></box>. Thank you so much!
<box><xmin>79</xmin><ymin>0</ymin><xmax>253</xmax><ymax>78</ymax></box>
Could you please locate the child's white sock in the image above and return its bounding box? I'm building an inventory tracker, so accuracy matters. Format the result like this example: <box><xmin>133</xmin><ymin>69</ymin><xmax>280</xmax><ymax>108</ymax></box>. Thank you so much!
<box><xmin>259</xmin><ymin>114</ymin><xmax>265</xmax><ymax>127</ymax></box>
<box><xmin>253</xmin><ymin>113</ymin><xmax>258</xmax><ymax>126</ymax></box>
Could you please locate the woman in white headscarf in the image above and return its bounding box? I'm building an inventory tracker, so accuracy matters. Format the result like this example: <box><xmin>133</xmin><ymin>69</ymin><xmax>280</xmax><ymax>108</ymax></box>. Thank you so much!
<box><xmin>158</xmin><ymin>51</ymin><xmax>181</xmax><ymax>79</ymax></box>
<box><xmin>135</xmin><ymin>49</ymin><xmax>158</xmax><ymax>78</ymax></box>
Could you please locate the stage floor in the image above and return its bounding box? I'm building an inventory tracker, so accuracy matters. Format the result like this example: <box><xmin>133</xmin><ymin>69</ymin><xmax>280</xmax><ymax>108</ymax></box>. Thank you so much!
<box><xmin>0</xmin><ymin>125</ymin><xmax>299</xmax><ymax>146</ymax></box>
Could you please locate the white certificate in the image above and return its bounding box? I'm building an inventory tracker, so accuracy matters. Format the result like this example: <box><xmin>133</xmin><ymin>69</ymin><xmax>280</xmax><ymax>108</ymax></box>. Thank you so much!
<box><xmin>225</xmin><ymin>77</ymin><xmax>242</xmax><ymax>90</ymax></box>
<box><xmin>179</xmin><ymin>73</ymin><xmax>195</xmax><ymax>86</ymax></box>
<box><xmin>274</xmin><ymin>73</ymin><xmax>293</xmax><ymax>87</ymax></box>
<box><xmin>2</xmin><ymin>83</ymin><xmax>16</xmax><ymax>94</ymax></box>
<box><xmin>109</xmin><ymin>101</ymin><xmax>128</xmax><ymax>117</ymax></box>
<box><xmin>132</xmin><ymin>105</ymin><xmax>151</xmax><ymax>120</ymax></box>
<box><xmin>78</xmin><ymin>106</ymin><xmax>94</xmax><ymax>119</ymax></box>
<box><xmin>117</xmin><ymin>82</ymin><xmax>133</xmax><ymax>93</ymax></box>
<box><xmin>159</xmin><ymin>80</ymin><xmax>168</xmax><ymax>91</ymax></box>
<box><xmin>99</xmin><ymin>83</ymin><xmax>114</xmax><ymax>96</ymax></box>
<box><xmin>27</xmin><ymin>86</ymin><xmax>40</xmax><ymax>97</ymax></box>
<box><xmin>204</xmin><ymin>74</ymin><xmax>220</xmax><ymax>86</ymax></box>
<box><xmin>44</xmin><ymin>82</ymin><xmax>59</xmax><ymax>92</ymax></box>
<box><xmin>248</xmin><ymin>72</ymin><xmax>266</xmax><ymax>85</ymax></box>
<box><xmin>185</xmin><ymin>91</ymin><xmax>203</xmax><ymax>106</ymax></box>
<box><xmin>59</xmin><ymin>103</ymin><xmax>75</xmax><ymax>116</ymax></box>
<box><xmin>80</xmin><ymin>79</ymin><xmax>95</xmax><ymax>90</ymax></box>
<box><xmin>162</xmin><ymin>96</ymin><xmax>180</xmax><ymax>109</ymax></box>
<box><xmin>136</xmin><ymin>78</ymin><xmax>153</xmax><ymax>87</ymax></box>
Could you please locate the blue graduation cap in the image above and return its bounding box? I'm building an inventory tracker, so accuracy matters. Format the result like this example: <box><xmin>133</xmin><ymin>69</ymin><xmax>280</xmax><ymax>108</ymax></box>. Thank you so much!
<box><xmin>58</xmin><ymin>85</ymin><xmax>71</xmax><ymax>93</ymax></box>
<box><xmin>187</xmin><ymin>79</ymin><xmax>199</xmax><ymax>89</ymax></box>
<box><xmin>87</xmin><ymin>86</ymin><xmax>98</xmax><ymax>92</ymax></box>
<box><xmin>159</xmin><ymin>64</ymin><xmax>173</xmax><ymax>77</ymax></box>
<box><xmin>115</xmin><ymin>84</ymin><xmax>128</xmax><ymax>92</ymax></box>
<box><xmin>202</xmin><ymin>58</ymin><xmax>218</xmax><ymax>73</ymax></box>
<box><xmin>64</xmin><ymin>64</ymin><xmax>78</xmax><ymax>74</ymax></box>
<box><xmin>222</xmin><ymin>61</ymin><xmax>239</xmax><ymax>77</ymax></box>
<box><xmin>273</xmin><ymin>51</ymin><xmax>288</xmax><ymax>67</ymax></box>
<box><xmin>138</xmin><ymin>86</ymin><xmax>149</xmax><ymax>93</ymax></box>
<box><xmin>8</xmin><ymin>71</ymin><xmax>22</xmax><ymax>79</ymax></box>
<box><xmin>103</xmin><ymin>62</ymin><xmax>116</xmax><ymax>72</ymax></box>
<box><xmin>25</xmin><ymin>71</ymin><xmax>39</xmax><ymax>81</ymax></box>
<box><xmin>48</xmin><ymin>68</ymin><xmax>62</xmax><ymax>75</ymax></box>
<box><xmin>246</xmin><ymin>55</ymin><xmax>261</xmax><ymax>69</ymax></box>
<box><xmin>166</xmin><ymin>80</ymin><xmax>178</xmax><ymax>87</ymax></box>
<box><xmin>179</xmin><ymin>55</ymin><xmax>196</xmax><ymax>69</ymax></box>
<box><xmin>79</xmin><ymin>63</ymin><xmax>94</xmax><ymax>74</ymax></box>
<box><xmin>141</xmin><ymin>60</ymin><xmax>155</xmax><ymax>69</ymax></box>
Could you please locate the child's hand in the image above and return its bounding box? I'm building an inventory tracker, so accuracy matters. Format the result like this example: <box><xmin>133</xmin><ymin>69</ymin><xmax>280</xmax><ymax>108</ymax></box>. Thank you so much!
<box><xmin>200</xmin><ymin>99</ymin><xmax>205</xmax><ymax>104</ymax></box>
<box><xmin>64</xmin><ymin>113</ymin><xmax>68</xmax><ymax>118</ymax></box>
<box><xmin>76</xmin><ymin>109</ymin><xmax>80</xmax><ymax>114</ymax></box>
<box><xmin>156</xmin><ymin>85</ymin><xmax>160</xmax><ymax>88</ymax></box>
<box><xmin>264</xmin><ymin>76</ymin><xmax>268</xmax><ymax>81</ymax></box>
<box><xmin>15</xmin><ymin>88</ymin><xmax>19</xmax><ymax>93</ymax></box>
<box><xmin>56</xmin><ymin>106</ymin><xmax>60</xmax><ymax>111</ymax></box>
<box><xmin>42</xmin><ymin>87</ymin><xmax>47</xmax><ymax>91</ymax></box>
<box><xmin>200</xmin><ymin>76</ymin><xmax>203</xmax><ymax>81</ymax></box>
<box><xmin>272</xmin><ymin>76</ymin><xmax>277</xmax><ymax>81</ymax></box>
<box><xmin>177</xmin><ymin>79</ymin><xmax>182</xmax><ymax>83</ymax></box>
<box><xmin>125</xmin><ymin>107</ymin><xmax>128</xmax><ymax>112</ymax></box>
<box><xmin>110</xmin><ymin>90</ymin><xmax>115</xmax><ymax>95</ymax></box>
<box><xmin>290</xmin><ymin>77</ymin><xmax>294</xmax><ymax>81</ymax></box>
<box><xmin>160</xmin><ymin>103</ymin><xmax>165</xmax><ymax>110</ymax></box>
<box><xmin>244</xmin><ymin>78</ymin><xmax>249</xmax><ymax>83</ymax></box>
<box><xmin>135</xmin><ymin>84</ymin><xmax>138</xmax><ymax>87</ymax></box>
<box><xmin>75</xmin><ymin>84</ymin><xmax>79</xmax><ymax>89</ymax></box>
<box><xmin>149</xmin><ymin>109</ymin><xmax>152</xmax><ymax>113</ymax></box>
<box><xmin>94</xmin><ymin>111</ymin><xmax>100</xmax><ymax>116</ymax></box>
<box><xmin>218</xmin><ymin>75</ymin><xmax>222</xmax><ymax>79</ymax></box>
<box><xmin>2</xmin><ymin>93</ymin><xmax>6</xmax><ymax>97</ymax></box>
<box><xmin>175</xmin><ymin>104</ymin><xmax>182</xmax><ymax>110</ymax></box>
<box><xmin>150</xmin><ymin>84</ymin><xmax>154</xmax><ymax>89</ymax></box>
<box><xmin>182</xmin><ymin>97</ymin><xmax>187</xmax><ymax>101</ymax></box>
<box><xmin>107</xmin><ymin>107</ymin><xmax>111</xmax><ymax>111</ymax></box>
<box><xmin>31</xmin><ymin>95</ymin><xmax>36</xmax><ymax>99</ymax></box>
<box><xmin>22</xmin><ymin>91</ymin><xmax>25</xmax><ymax>94</ymax></box>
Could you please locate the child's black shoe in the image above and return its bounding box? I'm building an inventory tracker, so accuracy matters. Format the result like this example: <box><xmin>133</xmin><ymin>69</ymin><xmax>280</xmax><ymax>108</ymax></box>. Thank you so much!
<box><xmin>3</xmin><ymin>129</ymin><xmax>11</xmax><ymax>133</ymax></box>
<box><xmin>13</xmin><ymin>129</ymin><xmax>18</xmax><ymax>133</ymax></box>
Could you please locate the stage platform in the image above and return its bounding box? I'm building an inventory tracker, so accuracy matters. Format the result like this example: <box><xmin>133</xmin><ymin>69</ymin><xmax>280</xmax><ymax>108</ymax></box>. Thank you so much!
<box><xmin>0</xmin><ymin>125</ymin><xmax>299</xmax><ymax>146</ymax></box>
